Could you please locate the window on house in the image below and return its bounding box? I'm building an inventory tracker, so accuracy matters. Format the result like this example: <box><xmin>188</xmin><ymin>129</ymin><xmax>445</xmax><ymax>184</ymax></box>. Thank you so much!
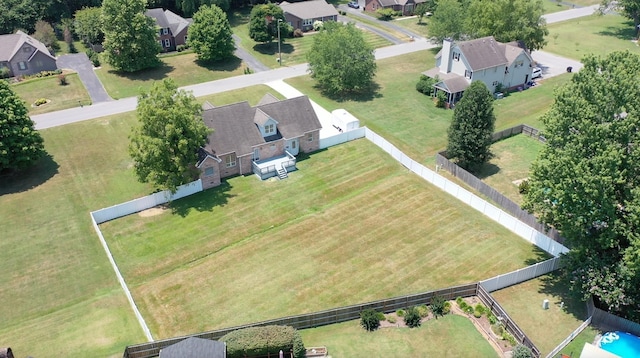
<box><xmin>204</xmin><ymin>167</ymin><xmax>214</xmax><ymax>176</ymax></box>
<box><xmin>164</xmin><ymin>39</ymin><xmax>171</xmax><ymax>48</ymax></box>
<box><xmin>226</xmin><ymin>155</ymin><xmax>236</xmax><ymax>168</ymax></box>
<box><xmin>264</xmin><ymin>124</ymin><xmax>275</xmax><ymax>134</ymax></box>
<box><xmin>184</xmin><ymin>35</ymin><xmax>188</xmax><ymax>43</ymax></box>
<box><xmin>492</xmin><ymin>81</ymin><xmax>499</xmax><ymax>86</ymax></box>
<box><xmin>291</xmin><ymin>140</ymin><xmax>296</xmax><ymax>149</ymax></box>
<box><xmin>159</xmin><ymin>29</ymin><xmax>163</xmax><ymax>36</ymax></box>
<box><xmin>18</xmin><ymin>62</ymin><xmax>27</xmax><ymax>70</ymax></box>
<box><xmin>452</xmin><ymin>52</ymin><xmax>460</xmax><ymax>61</ymax></box>
<box><xmin>505</xmin><ymin>67</ymin><xmax>509</xmax><ymax>74</ymax></box>
<box><xmin>162</xmin><ymin>28</ymin><xmax>169</xmax><ymax>35</ymax></box>
<box><xmin>464</xmin><ymin>70</ymin><xmax>472</xmax><ymax>79</ymax></box>
<box><xmin>302</xmin><ymin>19</ymin><xmax>313</xmax><ymax>26</ymax></box>
<box><xmin>515</xmin><ymin>60</ymin><xmax>523</xmax><ymax>67</ymax></box>
<box><xmin>307</xmin><ymin>133</ymin><xmax>313</xmax><ymax>142</ymax></box>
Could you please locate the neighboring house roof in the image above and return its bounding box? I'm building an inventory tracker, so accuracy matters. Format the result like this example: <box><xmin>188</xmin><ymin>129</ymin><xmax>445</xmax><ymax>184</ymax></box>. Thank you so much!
<box><xmin>423</xmin><ymin>67</ymin><xmax>470</xmax><ymax>93</ymax></box>
<box><xmin>159</xmin><ymin>337</ymin><xmax>225</xmax><ymax>358</ymax></box>
<box><xmin>280</xmin><ymin>0</ymin><xmax>338</xmax><ymax>20</ymax></box>
<box><xmin>0</xmin><ymin>30</ymin><xmax>54</xmax><ymax>63</ymax></box>
<box><xmin>201</xmin><ymin>95</ymin><xmax>322</xmax><ymax>158</ymax></box>
<box><xmin>456</xmin><ymin>36</ymin><xmax>508</xmax><ymax>71</ymax></box>
<box><xmin>145</xmin><ymin>8</ymin><xmax>192</xmax><ymax>34</ymax></box>
<box><xmin>369</xmin><ymin>0</ymin><xmax>425</xmax><ymax>6</ymax></box>
<box><xmin>502</xmin><ymin>40</ymin><xmax>534</xmax><ymax>66</ymax></box>
<box><xmin>257</xmin><ymin>93</ymin><xmax>280</xmax><ymax>106</ymax></box>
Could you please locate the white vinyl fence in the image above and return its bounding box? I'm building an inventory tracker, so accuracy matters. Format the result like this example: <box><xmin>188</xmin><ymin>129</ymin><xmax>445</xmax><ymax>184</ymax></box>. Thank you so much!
<box><xmin>546</xmin><ymin>317</ymin><xmax>593</xmax><ymax>358</ymax></box>
<box><xmin>92</xmin><ymin>180</ymin><xmax>203</xmax><ymax>224</ymax></box>
<box><xmin>364</xmin><ymin>128</ymin><xmax>569</xmax><ymax>257</ymax></box>
<box><xmin>480</xmin><ymin>257</ymin><xmax>562</xmax><ymax>292</ymax></box>
<box><xmin>319</xmin><ymin>127</ymin><xmax>366</xmax><ymax>149</ymax></box>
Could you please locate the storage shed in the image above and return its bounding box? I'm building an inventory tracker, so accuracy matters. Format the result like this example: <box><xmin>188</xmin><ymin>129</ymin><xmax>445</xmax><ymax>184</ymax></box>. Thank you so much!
<box><xmin>331</xmin><ymin>109</ymin><xmax>360</xmax><ymax>132</ymax></box>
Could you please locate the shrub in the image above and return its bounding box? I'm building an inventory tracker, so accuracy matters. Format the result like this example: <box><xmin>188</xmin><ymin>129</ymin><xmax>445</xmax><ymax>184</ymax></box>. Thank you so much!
<box><xmin>34</xmin><ymin>98</ymin><xmax>48</xmax><ymax>106</ymax></box>
<box><xmin>313</xmin><ymin>20</ymin><xmax>324</xmax><ymax>31</ymax></box>
<box><xmin>488</xmin><ymin>311</ymin><xmax>497</xmax><ymax>325</ymax></box>
<box><xmin>58</xmin><ymin>74</ymin><xmax>68</xmax><ymax>85</ymax></box>
<box><xmin>474</xmin><ymin>304</ymin><xmax>486</xmax><ymax>318</ymax></box>
<box><xmin>86</xmin><ymin>49</ymin><xmax>100</xmax><ymax>67</ymax></box>
<box><xmin>0</xmin><ymin>67</ymin><xmax>11</xmax><ymax>78</ymax></box>
<box><xmin>455</xmin><ymin>297</ymin><xmax>464</xmax><ymax>305</ymax></box>
<box><xmin>518</xmin><ymin>180</ymin><xmax>530</xmax><ymax>194</ymax></box>
<box><xmin>293</xmin><ymin>28</ymin><xmax>303</xmax><ymax>38</ymax></box>
<box><xmin>377</xmin><ymin>311</ymin><xmax>386</xmax><ymax>321</ymax></box>
<box><xmin>430</xmin><ymin>295</ymin><xmax>447</xmax><ymax>318</ymax></box>
<box><xmin>360</xmin><ymin>308</ymin><xmax>381</xmax><ymax>331</ymax></box>
<box><xmin>177</xmin><ymin>44</ymin><xmax>187</xmax><ymax>52</ymax></box>
<box><xmin>403</xmin><ymin>307</ymin><xmax>422</xmax><ymax>328</ymax></box>
<box><xmin>464</xmin><ymin>305</ymin><xmax>474</xmax><ymax>314</ymax></box>
<box><xmin>443</xmin><ymin>301</ymin><xmax>451</xmax><ymax>314</ymax></box>
<box><xmin>282</xmin><ymin>23</ymin><xmax>294</xmax><ymax>38</ymax></box>
<box><xmin>387</xmin><ymin>315</ymin><xmax>397</xmax><ymax>323</ymax></box>
<box><xmin>436</xmin><ymin>91</ymin><xmax>447</xmax><ymax>108</ymax></box>
<box><xmin>416</xmin><ymin>304</ymin><xmax>429</xmax><ymax>318</ymax></box>
<box><xmin>243</xmin><ymin>67</ymin><xmax>253</xmax><ymax>75</ymax></box>
<box><xmin>416</xmin><ymin>75</ymin><xmax>436</xmax><ymax>95</ymax></box>
<box><xmin>512</xmin><ymin>344</ymin><xmax>533</xmax><ymax>358</ymax></box>
<box><xmin>396</xmin><ymin>309</ymin><xmax>405</xmax><ymax>317</ymax></box>
<box><xmin>220</xmin><ymin>325</ymin><xmax>305</xmax><ymax>358</ymax></box>
<box><xmin>376</xmin><ymin>8</ymin><xmax>396</xmax><ymax>20</ymax></box>
<box><xmin>503</xmin><ymin>332</ymin><xmax>517</xmax><ymax>346</ymax></box>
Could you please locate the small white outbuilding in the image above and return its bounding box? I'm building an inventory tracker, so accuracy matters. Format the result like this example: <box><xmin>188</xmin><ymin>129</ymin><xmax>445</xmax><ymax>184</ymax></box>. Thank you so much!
<box><xmin>331</xmin><ymin>109</ymin><xmax>360</xmax><ymax>132</ymax></box>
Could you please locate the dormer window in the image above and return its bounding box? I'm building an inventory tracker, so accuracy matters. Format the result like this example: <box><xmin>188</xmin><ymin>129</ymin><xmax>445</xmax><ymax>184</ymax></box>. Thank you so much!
<box><xmin>452</xmin><ymin>52</ymin><xmax>460</xmax><ymax>61</ymax></box>
<box><xmin>265</xmin><ymin>123</ymin><xmax>275</xmax><ymax>135</ymax></box>
<box><xmin>464</xmin><ymin>70</ymin><xmax>472</xmax><ymax>79</ymax></box>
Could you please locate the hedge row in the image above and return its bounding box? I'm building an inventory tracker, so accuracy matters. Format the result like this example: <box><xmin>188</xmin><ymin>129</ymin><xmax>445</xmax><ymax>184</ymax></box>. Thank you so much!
<box><xmin>220</xmin><ymin>325</ymin><xmax>305</xmax><ymax>358</ymax></box>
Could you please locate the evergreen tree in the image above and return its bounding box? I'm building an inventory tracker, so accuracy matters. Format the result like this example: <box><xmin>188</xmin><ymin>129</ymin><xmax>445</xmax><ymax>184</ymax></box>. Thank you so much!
<box><xmin>446</xmin><ymin>81</ymin><xmax>495</xmax><ymax>171</ymax></box>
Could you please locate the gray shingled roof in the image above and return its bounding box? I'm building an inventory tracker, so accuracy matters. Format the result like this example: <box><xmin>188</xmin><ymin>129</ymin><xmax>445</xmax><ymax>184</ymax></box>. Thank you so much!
<box><xmin>457</xmin><ymin>36</ymin><xmax>508</xmax><ymax>71</ymax></box>
<box><xmin>280</xmin><ymin>0</ymin><xmax>338</xmax><ymax>20</ymax></box>
<box><xmin>257</xmin><ymin>93</ymin><xmax>280</xmax><ymax>106</ymax></box>
<box><xmin>0</xmin><ymin>31</ymin><xmax>54</xmax><ymax>62</ymax></box>
<box><xmin>164</xmin><ymin>9</ymin><xmax>192</xmax><ymax>35</ymax></box>
<box><xmin>159</xmin><ymin>337</ymin><xmax>225</xmax><ymax>358</ymax></box>
<box><xmin>201</xmin><ymin>96</ymin><xmax>322</xmax><ymax>159</ymax></box>
<box><xmin>145</xmin><ymin>8</ymin><xmax>169</xmax><ymax>29</ymax></box>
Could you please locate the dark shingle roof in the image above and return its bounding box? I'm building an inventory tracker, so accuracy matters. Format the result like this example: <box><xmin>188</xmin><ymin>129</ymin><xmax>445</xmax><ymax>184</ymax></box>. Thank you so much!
<box><xmin>457</xmin><ymin>36</ymin><xmax>508</xmax><ymax>71</ymax></box>
<box><xmin>0</xmin><ymin>31</ymin><xmax>54</xmax><ymax>62</ymax></box>
<box><xmin>145</xmin><ymin>8</ymin><xmax>169</xmax><ymax>29</ymax></box>
<box><xmin>201</xmin><ymin>96</ymin><xmax>322</xmax><ymax>158</ymax></box>
<box><xmin>159</xmin><ymin>337</ymin><xmax>225</xmax><ymax>358</ymax></box>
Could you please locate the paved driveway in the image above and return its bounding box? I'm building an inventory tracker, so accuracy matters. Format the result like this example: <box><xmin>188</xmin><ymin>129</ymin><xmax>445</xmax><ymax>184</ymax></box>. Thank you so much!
<box><xmin>531</xmin><ymin>50</ymin><xmax>583</xmax><ymax>78</ymax></box>
<box><xmin>56</xmin><ymin>53</ymin><xmax>112</xmax><ymax>104</ymax></box>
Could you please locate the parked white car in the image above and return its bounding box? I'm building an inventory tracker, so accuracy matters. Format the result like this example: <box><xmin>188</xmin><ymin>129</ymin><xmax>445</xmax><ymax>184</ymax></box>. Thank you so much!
<box><xmin>532</xmin><ymin>67</ymin><xmax>542</xmax><ymax>79</ymax></box>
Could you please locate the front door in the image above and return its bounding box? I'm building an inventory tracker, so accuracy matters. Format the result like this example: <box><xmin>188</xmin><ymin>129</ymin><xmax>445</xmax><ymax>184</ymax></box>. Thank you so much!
<box><xmin>253</xmin><ymin>148</ymin><xmax>260</xmax><ymax>161</ymax></box>
<box><xmin>286</xmin><ymin>138</ymin><xmax>299</xmax><ymax>155</ymax></box>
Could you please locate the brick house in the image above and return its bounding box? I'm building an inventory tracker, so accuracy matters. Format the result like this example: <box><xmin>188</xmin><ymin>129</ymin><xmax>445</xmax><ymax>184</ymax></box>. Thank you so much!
<box><xmin>364</xmin><ymin>0</ymin><xmax>426</xmax><ymax>16</ymax></box>
<box><xmin>197</xmin><ymin>94</ymin><xmax>322</xmax><ymax>189</ymax></box>
<box><xmin>280</xmin><ymin>0</ymin><xmax>338</xmax><ymax>32</ymax></box>
<box><xmin>145</xmin><ymin>8</ymin><xmax>192</xmax><ymax>52</ymax></box>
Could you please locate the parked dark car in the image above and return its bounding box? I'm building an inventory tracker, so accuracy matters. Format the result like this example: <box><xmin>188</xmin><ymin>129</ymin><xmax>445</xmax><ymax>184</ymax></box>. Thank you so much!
<box><xmin>348</xmin><ymin>1</ymin><xmax>359</xmax><ymax>8</ymax></box>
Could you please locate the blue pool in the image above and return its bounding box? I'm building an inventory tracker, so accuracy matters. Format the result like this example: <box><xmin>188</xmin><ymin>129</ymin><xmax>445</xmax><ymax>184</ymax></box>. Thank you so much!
<box><xmin>599</xmin><ymin>331</ymin><xmax>640</xmax><ymax>357</ymax></box>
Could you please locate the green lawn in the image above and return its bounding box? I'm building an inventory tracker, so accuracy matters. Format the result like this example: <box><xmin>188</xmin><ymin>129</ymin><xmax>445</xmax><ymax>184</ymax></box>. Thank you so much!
<box><xmin>12</xmin><ymin>73</ymin><xmax>92</xmax><ymax>114</ymax></box>
<box><xmin>230</xmin><ymin>10</ymin><xmax>392</xmax><ymax>69</ymax></box>
<box><xmin>476</xmin><ymin>135</ymin><xmax>545</xmax><ymax>204</ymax></box>
<box><xmin>286</xmin><ymin>50</ymin><xmax>570</xmax><ymax>166</ymax></box>
<box><xmin>544</xmin><ymin>14</ymin><xmax>640</xmax><ymax>60</ymax></box>
<box><xmin>542</xmin><ymin>0</ymin><xmax>570</xmax><ymax>13</ymax></box>
<box><xmin>0</xmin><ymin>85</ymin><xmax>278</xmax><ymax>357</ymax></box>
<box><xmin>345</xmin><ymin>13</ymin><xmax>412</xmax><ymax>42</ymax></box>
<box><xmin>95</xmin><ymin>51</ymin><xmax>247</xmax><ymax>99</ymax></box>
<box><xmin>559</xmin><ymin>326</ymin><xmax>600</xmax><ymax>357</ymax></box>
<box><xmin>492</xmin><ymin>272</ymin><xmax>591</xmax><ymax>355</ymax></box>
<box><xmin>54</xmin><ymin>40</ymin><xmax>89</xmax><ymax>55</ymax></box>
<box><xmin>101</xmin><ymin>139</ymin><xmax>548</xmax><ymax>339</ymax></box>
<box><xmin>300</xmin><ymin>314</ymin><xmax>498</xmax><ymax>357</ymax></box>
<box><xmin>392</xmin><ymin>17</ymin><xmax>430</xmax><ymax>38</ymax></box>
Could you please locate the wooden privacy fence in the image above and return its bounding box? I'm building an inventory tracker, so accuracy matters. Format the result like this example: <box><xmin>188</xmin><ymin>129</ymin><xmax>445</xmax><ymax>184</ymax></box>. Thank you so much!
<box><xmin>122</xmin><ymin>284</ymin><xmax>477</xmax><ymax>358</ymax></box>
<box><xmin>477</xmin><ymin>284</ymin><xmax>541</xmax><ymax>357</ymax></box>
<box><xmin>435</xmin><ymin>124</ymin><xmax>563</xmax><ymax>244</ymax></box>
<box><xmin>587</xmin><ymin>298</ymin><xmax>640</xmax><ymax>337</ymax></box>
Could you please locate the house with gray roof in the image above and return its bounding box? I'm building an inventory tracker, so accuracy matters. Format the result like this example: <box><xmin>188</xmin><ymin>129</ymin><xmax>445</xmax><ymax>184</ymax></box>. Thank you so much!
<box><xmin>0</xmin><ymin>31</ymin><xmax>57</xmax><ymax>78</ymax></box>
<box><xmin>364</xmin><ymin>0</ymin><xmax>425</xmax><ymax>16</ymax></box>
<box><xmin>197</xmin><ymin>94</ymin><xmax>322</xmax><ymax>189</ymax></box>
<box><xmin>145</xmin><ymin>8</ymin><xmax>192</xmax><ymax>52</ymax></box>
<box><xmin>423</xmin><ymin>36</ymin><xmax>534</xmax><ymax>106</ymax></box>
<box><xmin>280</xmin><ymin>0</ymin><xmax>338</xmax><ymax>32</ymax></box>
<box><xmin>159</xmin><ymin>337</ymin><xmax>225</xmax><ymax>358</ymax></box>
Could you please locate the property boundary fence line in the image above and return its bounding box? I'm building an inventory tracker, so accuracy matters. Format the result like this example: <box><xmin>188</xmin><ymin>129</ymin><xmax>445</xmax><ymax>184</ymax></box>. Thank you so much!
<box><xmin>545</xmin><ymin>317</ymin><xmax>593</xmax><ymax>358</ymax></box>
<box><xmin>480</xmin><ymin>256</ymin><xmax>562</xmax><ymax>292</ymax></box>
<box><xmin>587</xmin><ymin>298</ymin><xmax>640</xmax><ymax>337</ymax></box>
<box><xmin>435</xmin><ymin>124</ymin><xmax>564</xmax><ymax>244</ymax></box>
<box><xmin>319</xmin><ymin>127</ymin><xmax>365</xmax><ymax>149</ymax></box>
<box><xmin>364</xmin><ymin>127</ymin><xmax>569</xmax><ymax>257</ymax></box>
<box><xmin>122</xmin><ymin>284</ymin><xmax>478</xmax><ymax>358</ymax></box>
<box><xmin>477</xmin><ymin>284</ymin><xmax>541</xmax><ymax>357</ymax></box>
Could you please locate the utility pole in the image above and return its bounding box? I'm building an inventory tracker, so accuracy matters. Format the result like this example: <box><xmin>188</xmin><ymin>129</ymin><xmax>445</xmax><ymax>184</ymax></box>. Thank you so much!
<box><xmin>277</xmin><ymin>19</ymin><xmax>283</xmax><ymax>66</ymax></box>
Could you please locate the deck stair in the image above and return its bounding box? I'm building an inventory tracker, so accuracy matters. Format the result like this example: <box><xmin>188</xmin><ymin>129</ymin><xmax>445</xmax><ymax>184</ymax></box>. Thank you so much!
<box><xmin>277</xmin><ymin>166</ymin><xmax>288</xmax><ymax>179</ymax></box>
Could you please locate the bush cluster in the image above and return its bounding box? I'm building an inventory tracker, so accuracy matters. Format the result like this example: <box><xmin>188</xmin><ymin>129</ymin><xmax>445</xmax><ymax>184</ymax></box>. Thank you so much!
<box><xmin>518</xmin><ymin>180</ymin><xmax>530</xmax><ymax>194</ymax></box>
<box><xmin>176</xmin><ymin>44</ymin><xmax>191</xmax><ymax>52</ymax></box>
<box><xmin>403</xmin><ymin>306</ymin><xmax>422</xmax><ymax>328</ymax></box>
<box><xmin>376</xmin><ymin>8</ymin><xmax>400</xmax><ymax>20</ymax></box>
<box><xmin>58</xmin><ymin>74</ymin><xmax>68</xmax><ymax>85</ymax></box>
<box><xmin>0</xmin><ymin>67</ymin><xmax>10</xmax><ymax>78</ymax></box>
<box><xmin>220</xmin><ymin>325</ymin><xmax>305</xmax><ymax>358</ymax></box>
<box><xmin>86</xmin><ymin>49</ymin><xmax>101</xmax><ymax>67</ymax></box>
<box><xmin>360</xmin><ymin>308</ymin><xmax>381</xmax><ymax>331</ymax></box>
<box><xmin>293</xmin><ymin>29</ymin><xmax>304</xmax><ymax>38</ymax></box>
<box><xmin>512</xmin><ymin>344</ymin><xmax>533</xmax><ymax>358</ymax></box>
<box><xmin>22</xmin><ymin>69</ymin><xmax>63</xmax><ymax>80</ymax></box>
<box><xmin>416</xmin><ymin>75</ymin><xmax>436</xmax><ymax>95</ymax></box>
<box><xmin>34</xmin><ymin>98</ymin><xmax>48</xmax><ymax>106</ymax></box>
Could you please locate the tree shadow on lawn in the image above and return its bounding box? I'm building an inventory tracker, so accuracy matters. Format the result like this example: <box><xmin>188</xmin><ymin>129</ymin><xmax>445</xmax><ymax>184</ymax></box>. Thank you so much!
<box><xmin>108</xmin><ymin>62</ymin><xmax>175</xmax><ymax>82</ymax></box>
<box><xmin>0</xmin><ymin>153</ymin><xmax>59</xmax><ymax>196</ymax></box>
<box><xmin>473</xmin><ymin>162</ymin><xmax>501</xmax><ymax>179</ymax></box>
<box><xmin>596</xmin><ymin>20</ymin><xmax>637</xmax><ymax>41</ymax></box>
<box><xmin>537</xmin><ymin>270</ymin><xmax>589</xmax><ymax>321</ymax></box>
<box><xmin>315</xmin><ymin>81</ymin><xmax>383</xmax><ymax>103</ymax></box>
<box><xmin>170</xmin><ymin>181</ymin><xmax>235</xmax><ymax>217</ymax></box>
<box><xmin>253</xmin><ymin>42</ymin><xmax>294</xmax><ymax>55</ymax></box>
<box><xmin>524</xmin><ymin>245</ymin><xmax>553</xmax><ymax>266</ymax></box>
<box><xmin>195</xmin><ymin>56</ymin><xmax>243</xmax><ymax>72</ymax></box>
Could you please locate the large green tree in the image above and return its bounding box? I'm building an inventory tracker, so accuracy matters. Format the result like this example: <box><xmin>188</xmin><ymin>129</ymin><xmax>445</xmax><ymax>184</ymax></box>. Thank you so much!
<box><xmin>466</xmin><ymin>0</ymin><xmax>548</xmax><ymax>51</ymax></box>
<box><xmin>101</xmin><ymin>0</ymin><xmax>160</xmax><ymax>72</ymax></box>
<box><xmin>176</xmin><ymin>0</ymin><xmax>230</xmax><ymax>17</ymax></box>
<box><xmin>602</xmin><ymin>0</ymin><xmax>640</xmax><ymax>28</ymax></box>
<box><xmin>446</xmin><ymin>81</ymin><xmax>495</xmax><ymax>171</ymax></box>
<box><xmin>307</xmin><ymin>22</ymin><xmax>376</xmax><ymax>95</ymax></box>
<box><xmin>129</xmin><ymin>79</ymin><xmax>210</xmax><ymax>193</ymax></box>
<box><xmin>524</xmin><ymin>51</ymin><xmax>640</xmax><ymax>320</ymax></box>
<box><xmin>74</xmin><ymin>6</ymin><xmax>103</xmax><ymax>44</ymax></box>
<box><xmin>0</xmin><ymin>80</ymin><xmax>45</xmax><ymax>172</ymax></box>
<box><xmin>248</xmin><ymin>3</ymin><xmax>284</xmax><ymax>43</ymax></box>
<box><xmin>188</xmin><ymin>5</ymin><xmax>235</xmax><ymax>62</ymax></box>
<box><xmin>428</xmin><ymin>0</ymin><xmax>467</xmax><ymax>42</ymax></box>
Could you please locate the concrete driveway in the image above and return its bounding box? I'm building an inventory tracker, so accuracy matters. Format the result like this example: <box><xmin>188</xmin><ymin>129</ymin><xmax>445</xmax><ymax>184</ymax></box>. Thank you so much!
<box><xmin>531</xmin><ymin>50</ymin><xmax>583</xmax><ymax>78</ymax></box>
<box><xmin>57</xmin><ymin>53</ymin><xmax>112</xmax><ymax>104</ymax></box>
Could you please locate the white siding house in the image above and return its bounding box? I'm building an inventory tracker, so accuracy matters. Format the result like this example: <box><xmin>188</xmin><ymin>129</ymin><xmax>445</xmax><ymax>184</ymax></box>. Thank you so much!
<box><xmin>424</xmin><ymin>36</ymin><xmax>534</xmax><ymax>106</ymax></box>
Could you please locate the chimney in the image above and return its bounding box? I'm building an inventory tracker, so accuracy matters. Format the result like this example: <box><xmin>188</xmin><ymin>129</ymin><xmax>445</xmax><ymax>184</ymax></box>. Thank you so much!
<box><xmin>440</xmin><ymin>38</ymin><xmax>453</xmax><ymax>73</ymax></box>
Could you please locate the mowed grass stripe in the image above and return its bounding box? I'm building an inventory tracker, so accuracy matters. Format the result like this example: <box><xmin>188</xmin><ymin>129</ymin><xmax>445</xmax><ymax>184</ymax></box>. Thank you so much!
<box><xmin>102</xmin><ymin>140</ymin><xmax>547</xmax><ymax>338</ymax></box>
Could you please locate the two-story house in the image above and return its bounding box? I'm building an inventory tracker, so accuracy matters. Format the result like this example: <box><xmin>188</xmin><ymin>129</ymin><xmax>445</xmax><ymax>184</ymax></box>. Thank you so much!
<box><xmin>279</xmin><ymin>0</ymin><xmax>338</xmax><ymax>32</ymax></box>
<box><xmin>0</xmin><ymin>31</ymin><xmax>57</xmax><ymax>78</ymax></box>
<box><xmin>197</xmin><ymin>94</ymin><xmax>322</xmax><ymax>189</ymax></box>
<box><xmin>423</xmin><ymin>36</ymin><xmax>534</xmax><ymax>106</ymax></box>
<box><xmin>145</xmin><ymin>8</ymin><xmax>192</xmax><ymax>52</ymax></box>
